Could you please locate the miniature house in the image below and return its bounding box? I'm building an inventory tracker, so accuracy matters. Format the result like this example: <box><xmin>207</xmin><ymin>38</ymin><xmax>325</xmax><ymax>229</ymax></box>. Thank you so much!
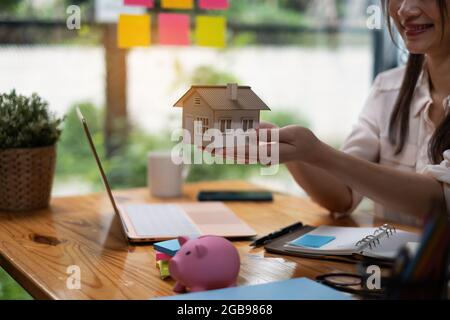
<box><xmin>174</xmin><ymin>84</ymin><xmax>270</xmax><ymax>145</ymax></box>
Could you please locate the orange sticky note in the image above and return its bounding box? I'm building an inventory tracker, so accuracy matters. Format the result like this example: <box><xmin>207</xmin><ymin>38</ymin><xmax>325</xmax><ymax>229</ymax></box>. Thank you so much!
<box><xmin>117</xmin><ymin>14</ymin><xmax>151</xmax><ymax>48</ymax></box>
<box><xmin>195</xmin><ymin>15</ymin><xmax>226</xmax><ymax>48</ymax></box>
<box><xmin>159</xmin><ymin>13</ymin><xmax>190</xmax><ymax>46</ymax></box>
<box><xmin>161</xmin><ymin>0</ymin><xmax>193</xmax><ymax>9</ymax></box>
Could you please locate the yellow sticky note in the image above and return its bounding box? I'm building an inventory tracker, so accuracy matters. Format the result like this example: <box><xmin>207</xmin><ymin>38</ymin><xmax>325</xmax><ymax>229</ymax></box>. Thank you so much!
<box><xmin>158</xmin><ymin>260</ymin><xmax>171</xmax><ymax>279</ymax></box>
<box><xmin>161</xmin><ymin>0</ymin><xmax>193</xmax><ymax>9</ymax></box>
<box><xmin>117</xmin><ymin>14</ymin><xmax>151</xmax><ymax>48</ymax></box>
<box><xmin>196</xmin><ymin>16</ymin><xmax>226</xmax><ymax>48</ymax></box>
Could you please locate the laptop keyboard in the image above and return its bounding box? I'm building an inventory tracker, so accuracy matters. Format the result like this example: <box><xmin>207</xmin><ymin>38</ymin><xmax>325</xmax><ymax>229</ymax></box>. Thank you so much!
<box><xmin>124</xmin><ymin>204</ymin><xmax>200</xmax><ymax>237</ymax></box>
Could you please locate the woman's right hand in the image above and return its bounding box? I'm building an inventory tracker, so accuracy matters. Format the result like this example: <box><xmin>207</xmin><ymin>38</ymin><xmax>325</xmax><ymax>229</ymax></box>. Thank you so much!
<box><xmin>213</xmin><ymin>122</ymin><xmax>323</xmax><ymax>165</ymax></box>
<box><xmin>258</xmin><ymin>121</ymin><xmax>279</xmax><ymax>130</ymax></box>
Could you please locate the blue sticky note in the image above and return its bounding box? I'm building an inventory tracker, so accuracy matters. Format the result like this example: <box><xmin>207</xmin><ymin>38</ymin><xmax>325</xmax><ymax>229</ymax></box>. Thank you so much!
<box><xmin>290</xmin><ymin>235</ymin><xmax>336</xmax><ymax>248</ymax></box>
<box><xmin>154</xmin><ymin>239</ymin><xmax>180</xmax><ymax>256</ymax></box>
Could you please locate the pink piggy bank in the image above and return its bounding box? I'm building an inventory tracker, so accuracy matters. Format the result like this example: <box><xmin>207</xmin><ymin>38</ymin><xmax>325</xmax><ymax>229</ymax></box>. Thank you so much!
<box><xmin>169</xmin><ymin>235</ymin><xmax>240</xmax><ymax>293</ymax></box>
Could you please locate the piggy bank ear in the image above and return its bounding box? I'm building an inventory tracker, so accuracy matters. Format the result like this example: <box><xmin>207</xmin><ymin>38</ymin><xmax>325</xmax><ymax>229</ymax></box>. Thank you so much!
<box><xmin>195</xmin><ymin>244</ymin><xmax>208</xmax><ymax>258</ymax></box>
<box><xmin>178</xmin><ymin>236</ymin><xmax>189</xmax><ymax>246</ymax></box>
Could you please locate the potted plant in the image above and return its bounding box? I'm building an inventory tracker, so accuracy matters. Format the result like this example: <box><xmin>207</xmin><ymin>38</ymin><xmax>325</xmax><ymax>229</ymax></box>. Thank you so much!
<box><xmin>0</xmin><ymin>90</ymin><xmax>63</xmax><ymax>211</ymax></box>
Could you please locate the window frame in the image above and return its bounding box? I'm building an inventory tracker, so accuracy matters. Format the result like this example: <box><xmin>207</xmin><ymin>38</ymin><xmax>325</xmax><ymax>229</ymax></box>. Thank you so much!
<box><xmin>241</xmin><ymin>118</ymin><xmax>255</xmax><ymax>132</ymax></box>
<box><xmin>219</xmin><ymin>118</ymin><xmax>233</xmax><ymax>133</ymax></box>
<box><xmin>195</xmin><ymin>117</ymin><xmax>209</xmax><ymax>135</ymax></box>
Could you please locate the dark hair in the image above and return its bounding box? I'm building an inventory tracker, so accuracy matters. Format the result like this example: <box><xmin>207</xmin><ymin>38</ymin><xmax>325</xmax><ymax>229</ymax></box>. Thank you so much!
<box><xmin>382</xmin><ymin>0</ymin><xmax>449</xmax><ymax>164</ymax></box>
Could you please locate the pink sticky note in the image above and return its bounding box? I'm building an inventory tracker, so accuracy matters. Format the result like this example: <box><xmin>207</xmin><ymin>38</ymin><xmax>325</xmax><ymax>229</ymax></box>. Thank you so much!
<box><xmin>124</xmin><ymin>0</ymin><xmax>154</xmax><ymax>8</ymax></box>
<box><xmin>156</xmin><ymin>251</ymin><xmax>172</xmax><ymax>261</ymax></box>
<box><xmin>199</xmin><ymin>0</ymin><xmax>229</xmax><ymax>10</ymax></box>
<box><xmin>158</xmin><ymin>13</ymin><xmax>190</xmax><ymax>46</ymax></box>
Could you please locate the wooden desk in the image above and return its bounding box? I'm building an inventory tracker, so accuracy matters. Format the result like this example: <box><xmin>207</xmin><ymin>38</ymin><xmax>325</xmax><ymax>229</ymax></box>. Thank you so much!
<box><xmin>0</xmin><ymin>181</ymin><xmax>417</xmax><ymax>300</ymax></box>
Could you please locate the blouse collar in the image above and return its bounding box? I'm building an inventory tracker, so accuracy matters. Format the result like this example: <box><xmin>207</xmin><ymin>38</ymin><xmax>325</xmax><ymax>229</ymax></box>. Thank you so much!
<box><xmin>413</xmin><ymin>61</ymin><xmax>450</xmax><ymax>117</ymax></box>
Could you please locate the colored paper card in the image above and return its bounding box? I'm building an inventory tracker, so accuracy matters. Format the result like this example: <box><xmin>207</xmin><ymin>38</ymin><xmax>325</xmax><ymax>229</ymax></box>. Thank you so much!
<box><xmin>195</xmin><ymin>15</ymin><xmax>226</xmax><ymax>48</ymax></box>
<box><xmin>124</xmin><ymin>0</ymin><xmax>154</xmax><ymax>8</ymax></box>
<box><xmin>199</xmin><ymin>0</ymin><xmax>229</xmax><ymax>10</ymax></box>
<box><xmin>289</xmin><ymin>235</ymin><xmax>336</xmax><ymax>249</ymax></box>
<box><xmin>155</xmin><ymin>251</ymin><xmax>171</xmax><ymax>268</ymax></box>
<box><xmin>117</xmin><ymin>14</ymin><xmax>151</xmax><ymax>48</ymax></box>
<box><xmin>161</xmin><ymin>0</ymin><xmax>193</xmax><ymax>9</ymax></box>
<box><xmin>158</xmin><ymin>13</ymin><xmax>190</xmax><ymax>46</ymax></box>
<box><xmin>154</xmin><ymin>239</ymin><xmax>180</xmax><ymax>256</ymax></box>
<box><xmin>156</xmin><ymin>251</ymin><xmax>173</xmax><ymax>261</ymax></box>
<box><xmin>158</xmin><ymin>260</ymin><xmax>171</xmax><ymax>279</ymax></box>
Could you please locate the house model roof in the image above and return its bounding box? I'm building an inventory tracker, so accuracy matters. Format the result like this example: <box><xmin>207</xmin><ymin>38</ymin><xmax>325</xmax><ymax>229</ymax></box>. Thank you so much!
<box><xmin>173</xmin><ymin>84</ymin><xmax>271</xmax><ymax>111</ymax></box>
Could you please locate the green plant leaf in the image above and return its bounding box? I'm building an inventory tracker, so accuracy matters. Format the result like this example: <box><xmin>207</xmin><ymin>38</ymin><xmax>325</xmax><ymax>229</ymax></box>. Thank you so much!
<box><xmin>0</xmin><ymin>90</ymin><xmax>64</xmax><ymax>149</ymax></box>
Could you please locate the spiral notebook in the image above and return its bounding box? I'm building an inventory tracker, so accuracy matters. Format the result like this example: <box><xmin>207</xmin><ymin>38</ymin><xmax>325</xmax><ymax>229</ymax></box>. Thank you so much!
<box><xmin>264</xmin><ymin>224</ymin><xmax>420</xmax><ymax>263</ymax></box>
<box><xmin>283</xmin><ymin>225</ymin><xmax>419</xmax><ymax>260</ymax></box>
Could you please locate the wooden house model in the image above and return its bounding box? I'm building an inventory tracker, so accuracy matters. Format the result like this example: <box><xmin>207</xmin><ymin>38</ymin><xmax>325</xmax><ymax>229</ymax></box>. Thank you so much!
<box><xmin>173</xmin><ymin>84</ymin><xmax>270</xmax><ymax>145</ymax></box>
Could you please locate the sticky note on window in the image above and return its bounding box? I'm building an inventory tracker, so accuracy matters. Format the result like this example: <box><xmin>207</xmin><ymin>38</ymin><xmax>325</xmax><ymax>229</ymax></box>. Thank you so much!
<box><xmin>117</xmin><ymin>14</ymin><xmax>151</xmax><ymax>48</ymax></box>
<box><xmin>195</xmin><ymin>15</ymin><xmax>226</xmax><ymax>48</ymax></box>
<box><xmin>124</xmin><ymin>0</ymin><xmax>154</xmax><ymax>8</ymax></box>
<box><xmin>289</xmin><ymin>235</ymin><xmax>336</xmax><ymax>248</ymax></box>
<box><xmin>158</xmin><ymin>13</ymin><xmax>190</xmax><ymax>46</ymax></box>
<box><xmin>199</xmin><ymin>0</ymin><xmax>229</xmax><ymax>10</ymax></box>
<box><xmin>161</xmin><ymin>0</ymin><xmax>193</xmax><ymax>9</ymax></box>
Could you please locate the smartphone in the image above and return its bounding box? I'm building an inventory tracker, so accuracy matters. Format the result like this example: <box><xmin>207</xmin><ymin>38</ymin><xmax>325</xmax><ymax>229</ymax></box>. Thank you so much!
<box><xmin>197</xmin><ymin>191</ymin><xmax>273</xmax><ymax>202</ymax></box>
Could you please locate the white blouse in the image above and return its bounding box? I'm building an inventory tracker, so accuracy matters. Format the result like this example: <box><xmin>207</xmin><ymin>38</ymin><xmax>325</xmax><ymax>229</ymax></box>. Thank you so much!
<box><xmin>341</xmin><ymin>64</ymin><xmax>450</xmax><ymax>226</ymax></box>
<box><xmin>423</xmin><ymin>150</ymin><xmax>450</xmax><ymax>215</ymax></box>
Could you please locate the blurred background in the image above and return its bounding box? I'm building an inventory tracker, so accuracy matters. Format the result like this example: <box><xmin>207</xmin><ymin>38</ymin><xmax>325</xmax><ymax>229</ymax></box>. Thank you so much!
<box><xmin>0</xmin><ymin>0</ymin><xmax>401</xmax><ymax>299</ymax></box>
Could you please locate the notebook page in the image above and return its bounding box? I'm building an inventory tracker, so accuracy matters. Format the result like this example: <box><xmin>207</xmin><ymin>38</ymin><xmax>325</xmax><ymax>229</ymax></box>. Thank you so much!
<box><xmin>284</xmin><ymin>226</ymin><xmax>378</xmax><ymax>255</ymax></box>
<box><xmin>361</xmin><ymin>230</ymin><xmax>420</xmax><ymax>260</ymax></box>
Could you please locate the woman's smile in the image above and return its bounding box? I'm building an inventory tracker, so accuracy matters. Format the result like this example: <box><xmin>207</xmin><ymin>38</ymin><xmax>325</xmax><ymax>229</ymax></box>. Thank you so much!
<box><xmin>401</xmin><ymin>23</ymin><xmax>435</xmax><ymax>38</ymax></box>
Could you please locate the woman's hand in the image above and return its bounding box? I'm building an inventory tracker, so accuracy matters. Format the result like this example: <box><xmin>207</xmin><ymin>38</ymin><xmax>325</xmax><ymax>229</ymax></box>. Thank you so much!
<box><xmin>212</xmin><ymin>123</ymin><xmax>322</xmax><ymax>165</ymax></box>
<box><xmin>258</xmin><ymin>121</ymin><xmax>279</xmax><ymax>130</ymax></box>
<box><xmin>268</xmin><ymin>125</ymin><xmax>321</xmax><ymax>164</ymax></box>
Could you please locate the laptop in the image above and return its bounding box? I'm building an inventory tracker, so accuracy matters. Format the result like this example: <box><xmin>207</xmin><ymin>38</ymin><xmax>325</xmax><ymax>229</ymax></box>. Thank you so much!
<box><xmin>76</xmin><ymin>107</ymin><xmax>257</xmax><ymax>243</ymax></box>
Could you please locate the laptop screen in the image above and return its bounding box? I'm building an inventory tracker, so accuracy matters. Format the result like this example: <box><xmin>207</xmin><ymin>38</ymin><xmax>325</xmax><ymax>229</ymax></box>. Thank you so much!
<box><xmin>76</xmin><ymin>107</ymin><xmax>120</xmax><ymax>215</ymax></box>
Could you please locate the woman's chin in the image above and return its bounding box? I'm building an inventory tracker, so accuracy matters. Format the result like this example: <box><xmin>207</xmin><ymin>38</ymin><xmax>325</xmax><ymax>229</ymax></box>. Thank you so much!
<box><xmin>404</xmin><ymin>43</ymin><xmax>432</xmax><ymax>55</ymax></box>
<box><xmin>406</xmin><ymin>48</ymin><xmax>427</xmax><ymax>55</ymax></box>
<box><xmin>403</xmin><ymin>37</ymin><xmax>437</xmax><ymax>55</ymax></box>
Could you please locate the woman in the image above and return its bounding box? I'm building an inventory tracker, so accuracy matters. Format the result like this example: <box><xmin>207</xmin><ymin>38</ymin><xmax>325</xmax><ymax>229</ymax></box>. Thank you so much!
<box><xmin>224</xmin><ymin>0</ymin><xmax>450</xmax><ymax>226</ymax></box>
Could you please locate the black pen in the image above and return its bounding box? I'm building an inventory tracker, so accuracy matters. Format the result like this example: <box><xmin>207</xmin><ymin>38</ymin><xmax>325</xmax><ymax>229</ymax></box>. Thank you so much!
<box><xmin>250</xmin><ymin>222</ymin><xmax>303</xmax><ymax>248</ymax></box>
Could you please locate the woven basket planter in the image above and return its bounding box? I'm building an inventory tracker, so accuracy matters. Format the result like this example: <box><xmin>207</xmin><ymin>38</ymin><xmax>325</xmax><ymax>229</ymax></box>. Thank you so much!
<box><xmin>0</xmin><ymin>146</ymin><xmax>56</xmax><ymax>212</ymax></box>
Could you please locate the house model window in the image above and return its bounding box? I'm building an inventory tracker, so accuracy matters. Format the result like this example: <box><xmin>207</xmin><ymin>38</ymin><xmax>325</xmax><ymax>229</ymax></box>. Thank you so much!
<box><xmin>219</xmin><ymin>119</ymin><xmax>232</xmax><ymax>133</ymax></box>
<box><xmin>173</xmin><ymin>83</ymin><xmax>270</xmax><ymax>145</ymax></box>
<box><xmin>196</xmin><ymin>117</ymin><xmax>209</xmax><ymax>134</ymax></box>
<box><xmin>242</xmin><ymin>119</ymin><xmax>254</xmax><ymax>132</ymax></box>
